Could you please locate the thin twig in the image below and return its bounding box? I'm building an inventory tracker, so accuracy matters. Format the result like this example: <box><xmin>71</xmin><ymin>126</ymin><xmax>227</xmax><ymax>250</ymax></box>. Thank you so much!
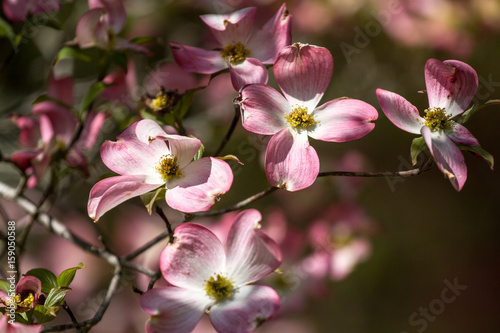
<box><xmin>155</xmin><ymin>206</ymin><xmax>174</xmax><ymax>243</ymax></box>
<box><xmin>124</xmin><ymin>230</ymin><xmax>170</xmax><ymax>261</ymax></box>
<box><xmin>318</xmin><ymin>158</ymin><xmax>433</xmax><ymax>178</ymax></box>
<box><xmin>213</xmin><ymin>101</ymin><xmax>241</xmax><ymax>157</ymax></box>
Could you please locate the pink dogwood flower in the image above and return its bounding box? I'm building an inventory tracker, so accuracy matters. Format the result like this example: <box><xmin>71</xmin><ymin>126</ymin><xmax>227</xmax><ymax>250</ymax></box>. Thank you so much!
<box><xmin>376</xmin><ymin>58</ymin><xmax>480</xmax><ymax>191</ymax></box>
<box><xmin>0</xmin><ymin>315</ymin><xmax>41</xmax><ymax>333</ymax></box>
<box><xmin>87</xmin><ymin>119</ymin><xmax>233</xmax><ymax>220</ymax></box>
<box><xmin>140</xmin><ymin>209</ymin><xmax>282</xmax><ymax>333</ymax></box>
<box><xmin>169</xmin><ymin>4</ymin><xmax>291</xmax><ymax>91</ymax></box>
<box><xmin>0</xmin><ymin>276</ymin><xmax>42</xmax><ymax>313</ymax></box>
<box><xmin>2</xmin><ymin>0</ymin><xmax>59</xmax><ymax>23</ymax></box>
<box><xmin>238</xmin><ymin>43</ymin><xmax>378</xmax><ymax>191</ymax></box>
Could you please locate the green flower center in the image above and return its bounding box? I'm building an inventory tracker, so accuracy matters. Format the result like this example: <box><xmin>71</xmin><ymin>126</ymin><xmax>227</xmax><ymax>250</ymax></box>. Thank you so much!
<box><xmin>204</xmin><ymin>274</ymin><xmax>234</xmax><ymax>302</ymax></box>
<box><xmin>423</xmin><ymin>107</ymin><xmax>451</xmax><ymax>131</ymax></box>
<box><xmin>285</xmin><ymin>106</ymin><xmax>316</xmax><ymax>128</ymax></box>
<box><xmin>220</xmin><ymin>42</ymin><xmax>251</xmax><ymax>65</ymax></box>
<box><xmin>155</xmin><ymin>155</ymin><xmax>182</xmax><ymax>182</ymax></box>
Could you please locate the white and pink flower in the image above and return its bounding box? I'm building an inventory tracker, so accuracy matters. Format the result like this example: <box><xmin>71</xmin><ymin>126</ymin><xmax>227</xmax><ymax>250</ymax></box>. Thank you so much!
<box><xmin>376</xmin><ymin>58</ymin><xmax>480</xmax><ymax>191</ymax></box>
<box><xmin>238</xmin><ymin>43</ymin><xmax>378</xmax><ymax>191</ymax></box>
<box><xmin>87</xmin><ymin>119</ymin><xmax>233</xmax><ymax>220</ymax></box>
<box><xmin>169</xmin><ymin>4</ymin><xmax>291</xmax><ymax>91</ymax></box>
<box><xmin>140</xmin><ymin>209</ymin><xmax>282</xmax><ymax>333</ymax></box>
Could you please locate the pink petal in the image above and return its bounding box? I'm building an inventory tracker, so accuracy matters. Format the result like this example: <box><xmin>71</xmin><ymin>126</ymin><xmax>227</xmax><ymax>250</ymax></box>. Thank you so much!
<box><xmin>265</xmin><ymin>129</ymin><xmax>319</xmax><ymax>191</ymax></box>
<box><xmin>168</xmin><ymin>136</ymin><xmax>202</xmax><ymax>169</ymax></box>
<box><xmin>169</xmin><ymin>42</ymin><xmax>227</xmax><ymax>74</ymax></box>
<box><xmin>210</xmin><ymin>285</ymin><xmax>280</xmax><ymax>333</ymax></box>
<box><xmin>246</xmin><ymin>3</ymin><xmax>292</xmax><ymax>64</ymax></box>
<box><xmin>48</xmin><ymin>73</ymin><xmax>73</xmax><ymax>106</ymax></box>
<box><xmin>78</xmin><ymin>111</ymin><xmax>107</xmax><ymax>151</ymax></box>
<box><xmin>160</xmin><ymin>223</ymin><xmax>225</xmax><ymax>289</ymax></box>
<box><xmin>0</xmin><ymin>315</ymin><xmax>42</xmax><ymax>333</ymax></box>
<box><xmin>421</xmin><ymin>126</ymin><xmax>467</xmax><ymax>191</ymax></box>
<box><xmin>76</xmin><ymin>8</ymin><xmax>109</xmax><ymax>49</ymax></box>
<box><xmin>114</xmin><ymin>38</ymin><xmax>152</xmax><ymax>55</ymax></box>
<box><xmin>229</xmin><ymin>57</ymin><xmax>268</xmax><ymax>91</ymax></box>
<box><xmin>145</xmin><ymin>62</ymin><xmax>201</xmax><ymax>95</ymax></box>
<box><xmin>88</xmin><ymin>0</ymin><xmax>126</xmax><ymax>33</ymax></box>
<box><xmin>87</xmin><ymin>175</ymin><xmax>161</xmax><ymax>220</ymax></box>
<box><xmin>135</xmin><ymin>119</ymin><xmax>170</xmax><ymax>143</ymax></box>
<box><xmin>425</xmin><ymin>58</ymin><xmax>478</xmax><ymax>117</ymax></box>
<box><xmin>33</xmin><ymin>101</ymin><xmax>77</xmax><ymax>146</ymax></box>
<box><xmin>225</xmin><ymin>209</ymin><xmax>282</xmax><ymax>285</ymax></box>
<box><xmin>16</xmin><ymin>276</ymin><xmax>42</xmax><ymax>296</ymax></box>
<box><xmin>376</xmin><ymin>88</ymin><xmax>424</xmax><ymax>134</ymax></box>
<box><xmin>274</xmin><ymin>43</ymin><xmax>333</xmax><ymax>111</ymax></box>
<box><xmin>200</xmin><ymin>7</ymin><xmax>256</xmax><ymax>45</ymax></box>
<box><xmin>141</xmin><ymin>287</ymin><xmax>210</xmax><ymax>333</ymax></box>
<box><xmin>239</xmin><ymin>84</ymin><xmax>289</xmax><ymax>135</ymax></box>
<box><xmin>165</xmin><ymin>157</ymin><xmax>233</xmax><ymax>213</ymax></box>
<box><xmin>309</xmin><ymin>98</ymin><xmax>378</xmax><ymax>142</ymax></box>
<box><xmin>2</xmin><ymin>0</ymin><xmax>27</xmax><ymax>22</ymax></box>
<box><xmin>13</xmin><ymin>115</ymin><xmax>40</xmax><ymax>147</ymax></box>
<box><xmin>446</xmin><ymin>122</ymin><xmax>480</xmax><ymax>147</ymax></box>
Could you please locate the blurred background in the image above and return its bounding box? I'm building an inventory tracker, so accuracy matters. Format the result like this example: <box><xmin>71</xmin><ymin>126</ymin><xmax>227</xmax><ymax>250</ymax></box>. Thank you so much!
<box><xmin>1</xmin><ymin>0</ymin><xmax>500</xmax><ymax>332</ymax></box>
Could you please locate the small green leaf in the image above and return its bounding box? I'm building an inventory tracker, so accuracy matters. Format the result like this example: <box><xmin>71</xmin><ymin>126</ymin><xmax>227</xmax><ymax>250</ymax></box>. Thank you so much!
<box><xmin>32</xmin><ymin>94</ymin><xmax>73</xmax><ymax>110</ymax></box>
<box><xmin>140</xmin><ymin>187</ymin><xmax>166</xmax><ymax>215</ymax></box>
<box><xmin>456</xmin><ymin>99</ymin><xmax>500</xmax><ymax>124</ymax></box>
<box><xmin>218</xmin><ymin>154</ymin><xmax>243</xmax><ymax>165</ymax></box>
<box><xmin>33</xmin><ymin>304</ymin><xmax>57</xmax><ymax>324</ymax></box>
<box><xmin>44</xmin><ymin>287</ymin><xmax>70</xmax><ymax>308</ymax></box>
<box><xmin>193</xmin><ymin>143</ymin><xmax>205</xmax><ymax>161</ymax></box>
<box><xmin>54</xmin><ymin>46</ymin><xmax>92</xmax><ymax>65</ymax></box>
<box><xmin>0</xmin><ymin>280</ymin><xmax>10</xmax><ymax>293</ymax></box>
<box><xmin>175</xmin><ymin>90</ymin><xmax>195</xmax><ymax>119</ymax></box>
<box><xmin>457</xmin><ymin>144</ymin><xmax>494</xmax><ymax>170</ymax></box>
<box><xmin>410</xmin><ymin>137</ymin><xmax>427</xmax><ymax>166</ymax></box>
<box><xmin>81</xmin><ymin>81</ymin><xmax>110</xmax><ymax>112</ymax></box>
<box><xmin>25</xmin><ymin>268</ymin><xmax>57</xmax><ymax>294</ymax></box>
<box><xmin>57</xmin><ymin>263</ymin><xmax>85</xmax><ymax>288</ymax></box>
<box><xmin>0</xmin><ymin>17</ymin><xmax>14</xmax><ymax>39</ymax></box>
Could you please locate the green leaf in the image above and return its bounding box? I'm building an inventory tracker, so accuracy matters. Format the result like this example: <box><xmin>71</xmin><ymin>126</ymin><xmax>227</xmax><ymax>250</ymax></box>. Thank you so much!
<box><xmin>57</xmin><ymin>263</ymin><xmax>85</xmax><ymax>288</ymax></box>
<box><xmin>218</xmin><ymin>154</ymin><xmax>243</xmax><ymax>165</ymax></box>
<box><xmin>140</xmin><ymin>187</ymin><xmax>166</xmax><ymax>215</ymax></box>
<box><xmin>81</xmin><ymin>81</ymin><xmax>110</xmax><ymax>112</ymax></box>
<box><xmin>54</xmin><ymin>46</ymin><xmax>92</xmax><ymax>65</ymax></box>
<box><xmin>193</xmin><ymin>142</ymin><xmax>205</xmax><ymax>161</ymax></box>
<box><xmin>410</xmin><ymin>137</ymin><xmax>427</xmax><ymax>166</ymax></box>
<box><xmin>0</xmin><ymin>280</ymin><xmax>10</xmax><ymax>293</ymax></box>
<box><xmin>456</xmin><ymin>99</ymin><xmax>500</xmax><ymax>124</ymax></box>
<box><xmin>44</xmin><ymin>287</ymin><xmax>70</xmax><ymax>308</ymax></box>
<box><xmin>32</xmin><ymin>94</ymin><xmax>73</xmax><ymax>110</ymax></box>
<box><xmin>175</xmin><ymin>90</ymin><xmax>195</xmax><ymax>119</ymax></box>
<box><xmin>33</xmin><ymin>304</ymin><xmax>57</xmax><ymax>324</ymax></box>
<box><xmin>457</xmin><ymin>144</ymin><xmax>494</xmax><ymax>170</ymax></box>
<box><xmin>0</xmin><ymin>17</ymin><xmax>14</xmax><ymax>38</ymax></box>
<box><xmin>25</xmin><ymin>268</ymin><xmax>57</xmax><ymax>294</ymax></box>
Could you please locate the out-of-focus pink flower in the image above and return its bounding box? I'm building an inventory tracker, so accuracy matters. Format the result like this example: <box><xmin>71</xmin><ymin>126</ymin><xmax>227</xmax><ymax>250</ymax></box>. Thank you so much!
<box><xmin>238</xmin><ymin>43</ymin><xmax>378</xmax><ymax>191</ymax></box>
<box><xmin>0</xmin><ymin>315</ymin><xmax>42</xmax><ymax>333</ymax></box>
<box><xmin>11</xmin><ymin>73</ymin><xmax>106</xmax><ymax>187</ymax></box>
<box><xmin>0</xmin><ymin>276</ymin><xmax>42</xmax><ymax>313</ymax></box>
<box><xmin>140</xmin><ymin>209</ymin><xmax>282</xmax><ymax>333</ymax></box>
<box><xmin>76</xmin><ymin>0</ymin><xmax>150</xmax><ymax>54</ymax></box>
<box><xmin>377</xmin><ymin>58</ymin><xmax>480</xmax><ymax>191</ymax></box>
<box><xmin>306</xmin><ymin>202</ymin><xmax>374</xmax><ymax>281</ymax></box>
<box><xmin>2</xmin><ymin>0</ymin><xmax>60</xmax><ymax>22</ymax></box>
<box><xmin>87</xmin><ymin>119</ymin><xmax>234</xmax><ymax>220</ymax></box>
<box><xmin>169</xmin><ymin>4</ymin><xmax>291</xmax><ymax>90</ymax></box>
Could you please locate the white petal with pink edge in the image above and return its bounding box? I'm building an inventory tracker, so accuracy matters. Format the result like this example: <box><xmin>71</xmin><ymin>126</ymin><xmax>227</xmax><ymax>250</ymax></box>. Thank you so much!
<box><xmin>201</xmin><ymin>7</ymin><xmax>256</xmax><ymax>45</ymax></box>
<box><xmin>160</xmin><ymin>223</ymin><xmax>226</xmax><ymax>290</ymax></box>
<box><xmin>446</xmin><ymin>122</ymin><xmax>480</xmax><ymax>147</ymax></box>
<box><xmin>209</xmin><ymin>285</ymin><xmax>280</xmax><ymax>333</ymax></box>
<box><xmin>376</xmin><ymin>88</ymin><xmax>424</xmax><ymax>134</ymax></box>
<box><xmin>265</xmin><ymin>129</ymin><xmax>319</xmax><ymax>191</ymax></box>
<box><xmin>309</xmin><ymin>98</ymin><xmax>378</xmax><ymax>142</ymax></box>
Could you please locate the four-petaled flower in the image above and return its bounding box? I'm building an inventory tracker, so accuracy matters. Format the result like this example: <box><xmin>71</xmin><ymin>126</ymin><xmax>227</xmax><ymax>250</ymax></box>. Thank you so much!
<box><xmin>238</xmin><ymin>43</ymin><xmax>378</xmax><ymax>191</ymax></box>
<box><xmin>87</xmin><ymin>119</ymin><xmax>233</xmax><ymax>220</ymax></box>
<box><xmin>169</xmin><ymin>4</ymin><xmax>291</xmax><ymax>91</ymax></box>
<box><xmin>376</xmin><ymin>58</ymin><xmax>480</xmax><ymax>190</ymax></box>
<box><xmin>141</xmin><ymin>209</ymin><xmax>282</xmax><ymax>333</ymax></box>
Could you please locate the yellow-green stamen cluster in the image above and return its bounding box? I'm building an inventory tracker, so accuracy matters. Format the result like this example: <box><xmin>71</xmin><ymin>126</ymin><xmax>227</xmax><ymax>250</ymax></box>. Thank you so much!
<box><xmin>6</xmin><ymin>293</ymin><xmax>34</xmax><ymax>311</ymax></box>
<box><xmin>220</xmin><ymin>42</ymin><xmax>251</xmax><ymax>65</ymax></box>
<box><xmin>151</xmin><ymin>91</ymin><xmax>170</xmax><ymax>110</ymax></box>
<box><xmin>424</xmin><ymin>107</ymin><xmax>451</xmax><ymax>131</ymax></box>
<box><xmin>155</xmin><ymin>155</ymin><xmax>182</xmax><ymax>182</ymax></box>
<box><xmin>204</xmin><ymin>274</ymin><xmax>234</xmax><ymax>302</ymax></box>
<box><xmin>285</xmin><ymin>106</ymin><xmax>316</xmax><ymax>129</ymax></box>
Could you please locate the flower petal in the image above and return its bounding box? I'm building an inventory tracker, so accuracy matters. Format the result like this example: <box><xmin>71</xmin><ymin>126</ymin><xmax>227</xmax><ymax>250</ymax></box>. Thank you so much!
<box><xmin>225</xmin><ymin>209</ymin><xmax>282</xmax><ymax>285</ymax></box>
<box><xmin>166</xmin><ymin>157</ymin><xmax>233</xmax><ymax>213</ymax></box>
<box><xmin>265</xmin><ymin>129</ymin><xmax>319</xmax><ymax>191</ymax></box>
<box><xmin>274</xmin><ymin>43</ymin><xmax>333</xmax><ymax>111</ymax></box>
<box><xmin>376</xmin><ymin>88</ymin><xmax>424</xmax><ymax>134</ymax></box>
<box><xmin>89</xmin><ymin>0</ymin><xmax>126</xmax><ymax>33</ymax></box>
<box><xmin>87</xmin><ymin>175</ymin><xmax>161</xmax><ymax>221</ymax></box>
<box><xmin>210</xmin><ymin>285</ymin><xmax>280</xmax><ymax>333</ymax></box>
<box><xmin>145</xmin><ymin>62</ymin><xmax>201</xmax><ymax>95</ymax></box>
<box><xmin>246</xmin><ymin>3</ymin><xmax>292</xmax><ymax>64</ymax></box>
<box><xmin>47</xmin><ymin>73</ymin><xmax>73</xmax><ymax>106</ymax></box>
<box><xmin>141</xmin><ymin>287</ymin><xmax>210</xmax><ymax>333</ymax></box>
<box><xmin>76</xmin><ymin>8</ymin><xmax>109</xmax><ymax>49</ymax></box>
<box><xmin>2</xmin><ymin>0</ymin><xmax>28</xmax><ymax>22</ymax></box>
<box><xmin>169</xmin><ymin>42</ymin><xmax>227</xmax><ymax>74</ymax></box>
<box><xmin>425</xmin><ymin>58</ymin><xmax>478</xmax><ymax>117</ymax></box>
<box><xmin>168</xmin><ymin>136</ymin><xmax>202</xmax><ymax>170</ymax></box>
<box><xmin>239</xmin><ymin>84</ymin><xmax>289</xmax><ymax>135</ymax></box>
<box><xmin>33</xmin><ymin>101</ymin><xmax>77</xmax><ymax>146</ymax></box>
<box><xmin>200</xmin><ymin>7</ymin><xmax>256</xmax><ymax>45</ymax></box>
<box><xmin>228</xmin><ymin>58</ymin><xmax>268</xmax><ymax>91</ymax></box>
<box><xmin>0</xmin><ymin>315</ymin><xmax>42</xmax><ymax>332</ymax></box>
<box><xmin>309</xmin><ymin>98</ymin><xmax>378</xmax><ymax>142</ymax></box>
<box><xmin>160</xmin><ymin>223</ymin><xmax>225</xmax><ymax>289</ymax></box>
<box><xmin>16</xmin><ymin>276</ymin><xmax>42</xmax><ymax>297</ymax></box>
<box><xmin>78</xmin><ymin>111</ymin><xmax>107</xmax><ymax>151</ymax></box>
<box><xmin>421</xmin><ymin>126</ymin><xmax>467</xmax><ymax>191</ymax></box>
<box><xmin>446</xmin><ymin>122</ymin><xmax>480</xmax><ymax>147</ymax></box>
